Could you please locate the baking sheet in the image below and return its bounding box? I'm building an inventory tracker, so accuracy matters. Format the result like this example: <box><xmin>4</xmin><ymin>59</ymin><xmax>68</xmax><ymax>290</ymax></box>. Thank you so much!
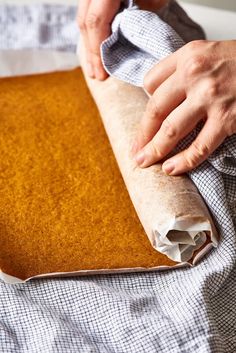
<box><xmin>0</xmin><ymin>49</ymin><xmax>216</xmax><ymax>284</ymax></box>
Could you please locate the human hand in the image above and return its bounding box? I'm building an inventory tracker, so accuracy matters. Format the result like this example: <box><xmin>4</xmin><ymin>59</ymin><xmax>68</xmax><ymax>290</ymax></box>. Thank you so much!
<box><xmin>78</xmin><ymin>0</ymin><xmax>168</xmax><ymax>80</ymax></box>
<box><xmin>132</xmin><ymin>40</ymin><xmax>236</xmax><ymax>175</ymax></box>
<box><xmin>78</xmin><ymin>0</ymin><xmax>121</xmax><ymax>80</ymax></box>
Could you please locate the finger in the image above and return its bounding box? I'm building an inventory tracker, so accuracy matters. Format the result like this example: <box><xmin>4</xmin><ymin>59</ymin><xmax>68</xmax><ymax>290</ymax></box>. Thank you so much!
<box><xmin>86</xmin><ymin>0</ymin><xmax>120</xmax><ymax>80</ymax></box>
<box><xmin>162</xmin><ymin>120</ymin><xmax>226</xmax><ymax>175</ymax></box>
<box><xmin>77</xmin><ymin>0</ymin><xmax>94</xmax><ymax>77</ymax></box>
<box><xmin>131</xmin><ymin>72</ymin><xmax>185</xmax><ymax>155</ymax></box>
<box><xmin>134</xmin><ymin>99</ymin><xmax>204</xmax><ymax>167</ymax></box>
<box><xmin>143</xmin><ymin>49</ymin><xmax>181</xmax><ymax>95</ymax></box>
<box><xmin>77</xmin><ymin>0</ymin><xmax>90</xmax><ymax>31</ymax></box>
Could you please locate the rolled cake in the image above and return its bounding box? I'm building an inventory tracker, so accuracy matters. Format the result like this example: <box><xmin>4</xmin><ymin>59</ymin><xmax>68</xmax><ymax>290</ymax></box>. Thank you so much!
<box><xmin>80</xmin><ymin>46</ymin><xmax>218</xmax><ymax>263</ymax></box>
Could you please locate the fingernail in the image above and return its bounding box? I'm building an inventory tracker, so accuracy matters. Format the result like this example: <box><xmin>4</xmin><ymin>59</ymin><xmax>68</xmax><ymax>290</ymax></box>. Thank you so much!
<box><xmin>135</xmin><ymin>150</ymin><xmax>146</xmax><ymax>166</ymax></box>
<box><xmin>162</xmin><ymin>160</ymin><xmax>175</xmax><ymax>174</ymax></box>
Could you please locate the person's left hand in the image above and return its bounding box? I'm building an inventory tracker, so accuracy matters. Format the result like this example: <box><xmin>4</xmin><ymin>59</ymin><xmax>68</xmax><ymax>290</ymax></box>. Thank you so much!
<box><xmin>132</xmin><ymin>40</ymin><xmax>236</xmax><ymax>175</ymax></box>
<box><xmin>77</xmin><ymin>0</ymin><xmax>168</xmax><ymax>81</ymax></box>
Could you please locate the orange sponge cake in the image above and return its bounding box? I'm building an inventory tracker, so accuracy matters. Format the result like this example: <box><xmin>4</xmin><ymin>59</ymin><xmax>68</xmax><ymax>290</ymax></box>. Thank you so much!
<box><xmin>0</xmin><ymin>68</ymin><xmax>176</xmax><ymax>280</ymax></box>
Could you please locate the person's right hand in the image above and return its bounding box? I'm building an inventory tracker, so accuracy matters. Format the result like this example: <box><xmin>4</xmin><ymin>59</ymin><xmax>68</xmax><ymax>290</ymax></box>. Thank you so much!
<box><xmin>77</xmin><ymin>0</ymin><xmax>121</xmax><ymax>80</ymax></box>
<box><xmin>78</xmin><ymin>0</ymin><xmax>168</xmax><ymax>81</ymax></box>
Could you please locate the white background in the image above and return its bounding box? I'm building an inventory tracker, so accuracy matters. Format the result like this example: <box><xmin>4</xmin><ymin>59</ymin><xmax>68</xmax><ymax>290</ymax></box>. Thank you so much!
<box><xmin>0</xmin><ymin>0</ymin><xmax>235</xmax><ymax>40</ymax></box>
<box><xmin>0</xmin><ymin>0</ymin><xmax>235</xmax><ymax>12</ymax></box>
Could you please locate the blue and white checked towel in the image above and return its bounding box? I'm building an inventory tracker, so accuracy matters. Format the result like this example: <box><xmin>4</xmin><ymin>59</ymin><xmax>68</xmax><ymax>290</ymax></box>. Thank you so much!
<box><xmin>0</xmin><ymin>2</ymin><xmax>236</xmax><ymax>352</ymax></box>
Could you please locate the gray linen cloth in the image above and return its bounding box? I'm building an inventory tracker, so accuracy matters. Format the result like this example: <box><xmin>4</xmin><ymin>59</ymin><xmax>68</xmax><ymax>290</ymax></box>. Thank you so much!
<box><xmin>0</xmin><ymin>3</ymin><xmax>236</xmax><ymax>353</ymax></box>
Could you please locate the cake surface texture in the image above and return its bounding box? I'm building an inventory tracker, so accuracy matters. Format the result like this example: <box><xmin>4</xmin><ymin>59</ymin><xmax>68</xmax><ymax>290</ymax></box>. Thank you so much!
<box><xmin>0</xmin><ymin>68</ymin><xmax>176</xmax><ymax>280</ymax></box>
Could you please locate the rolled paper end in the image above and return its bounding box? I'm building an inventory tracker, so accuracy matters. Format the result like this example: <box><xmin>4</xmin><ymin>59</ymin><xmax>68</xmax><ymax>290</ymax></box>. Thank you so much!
<box><xmin>153</xmin><ymin>230</ymin><xmax>206</xmax><ymax>262</ymax></box>
<box><xmin>153</xmin><ymin>218</ymin><xmax>218</xmax><ymax>262</ymax></box>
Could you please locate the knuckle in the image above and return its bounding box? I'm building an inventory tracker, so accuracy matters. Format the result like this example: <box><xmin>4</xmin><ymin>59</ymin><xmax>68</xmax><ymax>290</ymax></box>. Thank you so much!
<box><xmin>185</xmin><ymin>40</ymin><xmax>205</xmax><ymax>53</ymax></box>
<box><xmin>185</xmin><ymin>141</ymin><xmax>209</xmax><ymax>168</ymax></box>
<box><xmin>77</xmin><ymin>16</ymin><xmax>86</xmax><ymax>31</ymax></box>
<box><xmin>219</xmin><ymin>98</ymin><xmax>234</xmax><ymax>118</ymax></box>
<box><xmin>184</xmin><ymin>55</ymin><xmax>205</xmax><ymax>78</ymax></box>
<box><xmin>183</xmin><ymin>152</ymin><xmax>198</xmax><ymax>169</ymax></box>
<box><xmin>202</xmin><ymin>78</ymin><xmax>219</xmax><ymax>98</ymax></box>
<box><xmin>150</xmin><ymin>139</ymin><xmax>162</xmax><ymax>159</ymax></box>
<box><xmin>218</xmin><ymin>99</ymin><xmax>235</xmax><ymax>135</ymax></box>
<box><xmin>161</xmin><ymin>119</ymin><xmax>177</xmax><ymax>139</ymax></box>
<box><xmin>146</xmin><ymin>97</ymin><xmax>162</xmax><ymax>120</ymax></box>
<box><xmin>192</xmin><ymin>141</ymin><xmax>209</xmax><ymax>158</ymax></box>
<box><xmin>86</xmin><ymin>13</ymin><xmax>102</xmax><ymax>29</ymax></box>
